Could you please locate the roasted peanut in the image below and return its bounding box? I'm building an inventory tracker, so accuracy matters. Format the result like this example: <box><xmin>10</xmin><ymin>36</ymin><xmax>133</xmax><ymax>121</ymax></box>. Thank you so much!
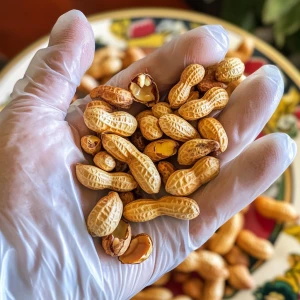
<box><xmin>129</xmin><ymin>73</ymin><xmax>159</xmax><ymax>107</ymax></box>
<box><xmin>182</xmin><ymin>278</ymin><xmax>203</xmax><ymax>300</ymax></box>
<box><xmin>224</xmin><ymin>246</ymin><xmax>250</xmax><ymax>267</ymax></box>
<box><xmin>157</xmin><ymin>161</ymin><xmax>176</xmax><ymax>185</ymax></box>
<box><xmin>78</xmin><ymin>74</ymin><xmax>99</xmax><ymax>93</ymax></box>
<box><xmin>215</xmin><ymin>58</ymin><xmax>245</xmax><ymax>83</ymax></box>
<box><xmin>119</xmin><ymin>233</ymin><xmax>153</xmax><ymax>264</ymax></box>
<box><xmin>202</xmin><ymin>279</ymin><xmax>225</xmax><ymax>300</ymax></box>
<box><xmin>228</xmin><ymin>265</ymin><xmax>255</xmax><ymax>289</ymax></box>
<box><xmin>177</xmin><ymin>139</ymin><xmax>220</xmax><ymax>165</ymax></box>
<box><xmin>81</xmin><ymin>135</ymin><xmax>101</xmax><ymax>156</ymax></box>
<box><xmin>152</xmin><ymin>102</ymin><xmax>173</xmax><ymax>118</ymax></box>
<box><xmin>197</xmin><ymin>65</ymin><xmax>227</xmax><ymax>92</ymax></box>
<box><xmin>76</xmin><ymin>164</ymin><xmax>137</xmax><ymax>192</ymax></box>
<box><xmin>176</xmin><ymin>251</ymin><xmax>201</xmax><ymax>273</ymax></box>
<box><xmin>90</xmin><ymin>85</ymin><xmax>133</xmax><ymax>109</ymax></box>
<box><xmin>186</xmin><ymin>90</ymin><xmax>200</xmax><ymax>102</ymax></box>
<box><xmin>166</xmin><ymin>156</ymin><xmax>220</xmax><ymax>196</ymax></box>
<box><xmin>168</xmin><ymin>64</ymin><xmax>205</xmax><ymax>109</ymax></box>
<box><xmin>87</xmin><ymin>192</ymin><xmax>123</xmax><ymax>237</ymax></box>
<box><xmin>236</xmin><ymin>229</ymin><xmax>274</xmax><ymax>260</ymax></box>
<box><xmin>102</xmin><ymin>134</ymin><xmax>161</xmax><ymax>194</ymax></box>
<box><xmin>255</xmin><ymin>195</ymin><xmax>299</xmax><ymax>223</ymax></box>
<box><xmin>178</xmin><ymin>87</ymin><xmax>229</xmax><ymax>120</ymax></box>
<box><xmin>123</xmin><ymin>196</ymin><xmax>200</xmax><ymax>222</ymax></box>
<box><xmin>131</xmin><ymin>130</ymin><xmax>148</xmax><ymax>152</ymax></box>
<box><xmin>140</xmin><ymin>115</ymin><xmax>163</xmax><ymax>141</ymax></box>
<box><xmin>122</xmin><ymin>46</ymin><xmax>146</xmax><ymax>69</ymax></box>
<box><xmin>153</xmin><ymin>273</ymin><xmax>171</xmax><ymax>286</ymax></box>
<box><xmin>198</xmin><ymin>117</ymin><xmax>228</xmax><ymax>153</ymax></box>
<box><xmin>207</xmin><ymin>213</ymin><xmax>244</xmax><ymax>255</ymax></box>
<box><xmin>159</xmin><ymin>114</ymin><xmax>200</xmax><ymax>142</ymax></box>
<box><xmin>93</xmin><ymin>151</ymin><xmax>116</xmax><ymax>171</ymax></box>
<box><xmin>86</xmin><ymin>100</ymin><xmax>115</xmax><ymax>113</ymax></box>
<box><xmin>136</xmin><ymin>109</ymin><xmax>154</xmax><ymax>125</ymax></box>
<box><xmin>226</xmin><ymin>38</ymin><xmax>254</xmax><ymax>63</ymax></box>
<box><xmin>84</xmin><ymin>107</ymin><xmax>137</xmax><ymax>136</ymax></box>
<box><xmin>119</xmin><ymin>191</ymin><xmax>135</xmax><ymax>206</ymax></box>
<box><xmin>144</xmin><ymin>139</ymin><xmax>179</xmax><ymax>162</ymax></box>
<box><xmin>131</xmin><ymin>287</ymin><xmax>173</xmax><ymax>300</ymax></box>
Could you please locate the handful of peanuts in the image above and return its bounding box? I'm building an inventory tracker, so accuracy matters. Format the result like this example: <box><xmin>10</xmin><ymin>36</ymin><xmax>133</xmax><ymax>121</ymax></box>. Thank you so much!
<box><xmin>75</xmin><ymin>43</ymin><xmax>299</xmax><ymax>299</ymax></box>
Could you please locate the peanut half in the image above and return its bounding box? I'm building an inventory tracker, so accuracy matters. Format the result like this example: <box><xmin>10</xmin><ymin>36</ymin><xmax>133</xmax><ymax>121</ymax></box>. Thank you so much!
<box><xmin>76</xmin><ymin>164</ymin><xmax>137</xmax><ymax>192</ymax></box>
<box><xmin>87</xmin><ymin>191</ymin><xmax>123</xmax><ymax>237</ymax></box>
<box><xmin>123</xmin><ymin>196</ymin><xmax>200</xmax><ymax>222</ymax></box>
<box><xmin>81</xmin><ymin>135</ymin><xmax>101</xmax><ymax>156</ymax></box>
<box><xmin>144</xmin><ymin>139</ymin><xmax>179</xmax><ymax>162</ymax></box>
<box><xmin>93</xmin><ymin>151</ymin><xmax>116</xmax><ymax>171</ymax></box>
<box><xmin>152</xmin><ymin>102</ymin><xmax>173</xmax><ymax>118</ymax></box>
<box><xmin>215</xmin><ymin>57</ymin><xmax>245</xmax><ymax>83</ymax></box>
<box><xmin>166</xmin><ymin>156</ymin><xmax>220</xmax><ymax>196</ymax></box>
<box><xmin>140</xmin><ymin>115</ymin><xmax>163</xmax><ymax>141</ymax></box>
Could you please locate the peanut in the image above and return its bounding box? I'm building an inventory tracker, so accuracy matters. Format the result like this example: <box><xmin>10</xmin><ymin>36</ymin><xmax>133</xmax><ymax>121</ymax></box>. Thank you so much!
<box><xmin>152</xmin><ymin>102</ymin><xmax>173</xmax><ymax>118</ymax></box>
<box><xmin>177</xmin><ymin>139</ymin><xmax>220</xmax><ymax>165</ymax></box>
<box><xmin>165</xmin><ymin>156</ymin><xmax>220</xmax><ymax>196</ymax></box>
<box><xmin>119</xmin><ymin>191</ymin><xmax>135</xmax><ymax>206</ymax></box>
<box><xmin>123</xmin><ymin>196</ymin><xmax>200</xmax><ymax>222</ymax></box>
<box><xmin>159</xmin><ymin>114</ymin><xmax>200</xmax><ymax>142</ymax></box>
<box><xmin>78</xmin><ymin>74</ymin><xmax>99</xmax><ymax>93</ymax></box>
<box><xmin>122</xmin><ymin>46</ymin><xmax>146</xmax><ymax>68</ymax></box>
<box><xmin>223</xmin><ymin>246</ymin><xmax>250</xmax><ymax>267</ymax></box>
<box><xmin>207</xmin><ymin>213</ymin><xmax>244</xmax><ymax>255</ymax></box>
<box><xmin>178</xmin><ymin>87</ymin><xmax>229</xmax><ymax>121</ymax></box>
<box><xmin>81</xmin><ymin>135</ymin><xmax>101</xmax><ymax>156</ymax></box>
<box><xmin>93</xmin><ymin>151</ymin><xmax>116</xmax><ymax>171</ymax></box>
<box><xmin>202</xmin><ymin>279</ymin><xmax>225</xmax><ymax>300</ymax></box>
<box><xmin>102</xmin><ymin>134</ymin><xmax>161</xmax><ymax>194</ymax></box>
<box><xmin>236</xmin><ymin>229</ymin><xmax>274</xmax><ymax>260</ymax></box>
<box><xmin>254</xmin><ymin>195</ymin><xmax>299</xmax><ymax>223</ymax></box>
<box><xmin>131</xmin><ymin>287</ymin><xmax>173</xmax><ymax>300</ymax></box>
<box><xmin>140</xmin><ymin>115</ymin><xmax>163</xmax><ymax>141</ymax></box>
<box><xmin>198</xmin><ymin>117</ymin><xmax>228</xmax><ymax>153</ymax></box>
<box><xmin>76</xmin><ymin>164</ymin><xmax>137</xmax><ymax>192</ymax></box>
<box><xmin>153</xmin><ymin>273</ymin><xmax>171</xmax><ymax>286</ymax></box>
<box><xmin>182</xmin><ymin>278</ymin><xmax>203</xmax><ymax>300</ymax></box>
<box><xmin>87</xmin><ymin>191</ymin><xmax>123</xmax><ymax>237</ymax></box>
<box><xmin>157</xmin><ymin>161</ymin><xmax>176</xmax><ymax>185</ymax></box>
<box><xmin>176</xmin><ymin>251</ymin><xmax>201</xmax><ymax>273</ymax></box>
<box><xmin>136</xmin><ymin>109</ymin><xmax>154</xmax><ymax>125</ymax></box>
<box><xmin>215</xmin><ymin>57</ymin><xmax>245</xmax><ymax>83</ymax></box>
<box><xmin>86</xmin><ymin>100</ymin><xmax>115</xmax><ymax>113</ymax></box>
<box><xmin>84</xmin><ymin>107</ymin><xmax>137</xmax><ymax>137</ymax></box>
<box><xmin>90</xmin><ymin>85</ymin><xmax>133</xmax><ymax>109</ymax></box>
<box><xmin>228</xmin><ymin>265</ymin><xmax>255</xmax><ymax>289</ymax></box>
<box><xmin>186</xmin><ymin>90</ymin><xmax>200</xmax><ymax>102</ymax></box>
<box><xmin>168</xmin><ymin>64</ymin><xmax>205</xmax><ymax>109</ymax></box>
<box><xmin>144</xmin><ymin>139</ymin><xmax>179</xmax><ymax>162</ymax></box>
<box><xmin>131</xmin><ymin>130</ymin><xmax>148</xmax><ymax>152</ymax></box>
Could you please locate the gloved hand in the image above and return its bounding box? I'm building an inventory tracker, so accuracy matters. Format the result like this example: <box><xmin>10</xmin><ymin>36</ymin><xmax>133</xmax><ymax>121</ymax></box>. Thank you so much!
<box><xmin>0</xmin><ymin>10</ymin><xmax>297</xmax><ymax>300</ymax></box>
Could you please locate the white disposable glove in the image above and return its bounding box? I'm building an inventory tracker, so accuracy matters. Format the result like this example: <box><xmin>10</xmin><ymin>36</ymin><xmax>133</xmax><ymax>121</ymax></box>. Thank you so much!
<box><xmin>0</xmin><ymin>10</ymin><xmax>297</xmax><ymax>300</ymax></box>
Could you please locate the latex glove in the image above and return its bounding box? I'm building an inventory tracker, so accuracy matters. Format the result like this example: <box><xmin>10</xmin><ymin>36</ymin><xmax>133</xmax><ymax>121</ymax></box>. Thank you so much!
<box><xmin>0</xmin><ymin>10</ymin><xmax>297</xmax><ymax>300</ymax></box>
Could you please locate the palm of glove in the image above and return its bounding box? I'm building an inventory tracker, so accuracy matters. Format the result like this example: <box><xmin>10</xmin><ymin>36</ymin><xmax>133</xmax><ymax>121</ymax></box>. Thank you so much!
<box><xmin>0</xmin><ymin>10</ymin><xmax>296</xmax><ymax>300</ymax></box>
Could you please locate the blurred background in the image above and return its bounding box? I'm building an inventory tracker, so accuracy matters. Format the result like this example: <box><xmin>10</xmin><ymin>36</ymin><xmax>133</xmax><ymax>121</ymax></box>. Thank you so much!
<box><xmin>0</xmin><ymin>0</ymin><xmax>300</xmax><ymax>69</ymax></box>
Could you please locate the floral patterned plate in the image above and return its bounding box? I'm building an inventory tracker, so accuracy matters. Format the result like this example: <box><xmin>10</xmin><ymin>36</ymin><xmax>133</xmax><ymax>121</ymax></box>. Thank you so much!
<box><xmin>0</xmin><ymin>8</ymin><xmax>299</xmax><ymax>299</ymax></box>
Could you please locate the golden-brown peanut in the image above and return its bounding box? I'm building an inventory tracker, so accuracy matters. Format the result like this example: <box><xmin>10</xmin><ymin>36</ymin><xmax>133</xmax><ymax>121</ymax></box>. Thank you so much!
<box><xmin>157</xmin><ymin>161</ymin><xmax>176</xmax><ymax>185</ymax></box>
<box><xmin>86</xmin><ymin>100</ymin><xmax>115</xmax><ymax>113</ymax></box>
<box><xmin>129</xmin><ymin>73</ymin><xmax>159</xmax><ymax>107</ymax></box>
<box><xmin>131</xmin><ymin>287</ymin><xmax>173</xmax><ymax>300</ymax></box>
<box><xmin>172</xmin><ymin>271</ymin><xmax>191</xmax><ymax>283</ymax></box>
<box><xmin>226</xmin><ymin>75</ymin><xmax>246</xmax><ymax>96</ymax></box>
<box><xmin>84</xmin><ymin>107</ymin><xmax>137</xmax><ymax>136</ymax></box>
<box><xmin>223</xmin><ymin>246</ymin><xmax>250</xmax><ymax>267</ymax></box>
<box><xmin>168</xmin><ymin>64</ymin><xmax>205</xmax><ymax>109</ymax></box>
<box><xmin>76</xmin><ymin>164</ymin><xmax>137</xmax><ymax>192</ymax></box>
<box><xmin>144</xmin><ymin>139</ymin><xmax>179</xmax><ymax>162</ymax></box>
<box><xmin>202</xmin><ymin>279</ymin><xmax>225</xmax><ymax>300</ymax></box>
<box><xmin>177</xmin><ymin>139</ymin><xmax>220</xmax><ymax>165</ymax></box>
<box><xmin>176</xmin><ymin>251</ymin><xmax>201</xmax><ymax>272</ymax></box>
<box><xmin>102</xmin><ymin>219</ymin><xmax>131</xmax><ymax>256</ymax></box>
<box><xmin>81</xmin><ymin>135</ymin><xmax>101</xmax><ymax>156</ymax></box>
<box><xmin>166</xmin><ymin>156</ymin><xmax>220</xmax><ymax>196</ymax></box>
<box><xmin>123</xmin><ymin>196</ymin><xmax>200</xmax><ymax>222</ymax></box>
<box><xmin>140</xmin><ymin>115</ymin><xmax>163</xmax><ymax>141</ymax></box>
<box><xmin>236</xmin><ymin>229</ymin><xmax>274</xmax><ymax>260</ymax></box>
<box><xmin>215</xmin><ymin>58</ymin><xmax>245</xmax><ymax>83</ymax></box>
<box><xmin>152</xmin><ymin>102</ymin><xmax>173</xmax><ymax>118</ymax></box>
<box><xmin>198</xmin><ymin>117</ymin><xmax>228</xmax><ymax>153</ymax></box>
<box><xmin>102</xmin><ymin>134</ymin><xmax>161</xmax><ymax>194</ymax></box>
<box><xmin>254</xmin><ymin>195</ymin><xmax>299</xmax><ymax>223</ymax></box>
<box><xmin>122</xmin><ymin>46</ymin><xmax>146</xmax><ymax>68</ymax></box>
<box><xmin>87</xmin><ymin>191</ymin><xmax>123</xmax><ymax>237</ymax></box>
<box><xmin>136</xmin><ymin>110</ymin><xmax>154</xmax><ymax>125</ymax></box>
<box><xmin>178</xmin><ymin>87</ymin><xmax>229</xmax><ymax>120</ymax></box>
<box><xmin>182</xmin><ymin>278</ymin><xmax>204</xmax><ymax>300</ymax></box>
<box><xmin>93</xmin><ymin>151</ymin><xmax>116</xmax><ymax>171</ymax></box>
<box><xmin>119</xmin><ymin>233</ymin><xmax>153</xmax><ymax>264</ymax></box>
<box><xmin>90</xmin><ymin>85</ymin><xmax>133</xmax><ymax>109</ymax></box>
<box><xmin>152</xmin><ymin>273</ymin><xmax>171</xmax><ymax>286</ymax></box>
<box><xmin>226</xmin><ymin>38</ymin><xmax>254</xmax><ymax>63</ymax></box>
<box><xmin>119</xmin><ymin>191</ymin><xmax>135</xmax><ymax>206</ymax></box>
<box><xmin>186</xmin><ymin>90</ymin><xmax>200</xmax><ymax>102</ymax></box>
<box><xmin>159</xmin><ymin>114</ymin><xmax>200</xmax><ymax>142</ymax></box>
<box><xmin>78</xmin><ymin>74</ymin><xmax>99</xmax><ymax>93</ymax></box>
<box><xmin>131</xmin><ymin>130</ymin><xmax>148</xmax><ymax>152</ymax></box>
<box><xmin>207</xmin><ymin>213</ymin><xmax>244</xmax><ymax>255</ymax></box>
<box><xmin>228</xmin><ymin>265</ymin><xmax>255</xmax><ymax>289</ymax></box>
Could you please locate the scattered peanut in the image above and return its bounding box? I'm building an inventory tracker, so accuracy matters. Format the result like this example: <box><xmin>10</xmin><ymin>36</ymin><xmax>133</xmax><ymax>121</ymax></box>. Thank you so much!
<box><xmin>86</xmin><ymin>100</ymin><xmax>115</xmax><ymax>113</ymax></box>
<box><xmin>176</xmin><ymin>251</ymin><xmax>201</xmax><ymax>273</ymax></box>
<box><xmin>93</xmin><ymin>151</ymin><xmax>116</xmax><ymax>171</ymax></box>
<box><xmin>182</xmin><ymin>278</ymin><xmax>204</xmax><ymax>300</ymax></box>
<box><xmin>152</xmin><ymin>102</ymin><xmax>173</xmax><ymax>118</ymax></box>
<box><xmin>157</xmin><ymin>161</ymin><xmax>176</xmax><ymax>185</ymax></box>
<box><xmin>135</xmin><ymin>109</ymin><xmax>154</xmax><ymax>124</ymax></box>
<box><xmin>202</xmin><ymin>279</ymin><xmax>225</xmax><ymax>300</ymax></box>
<box><xmin>228</xmin><ymin>265</ymin><xmax>255</xmax><ymax>290</ymax></box>
<box><xmin>144</xmin><ymin>139</ymin><xmax>179</xmax><ymax>162</ymax></box>
<box><xmin>140</xmin><ymin>115</ymin><xmax>163</xmax><ymax>141</ymax></box>
<box><xmin>215</xmin><ymin>57</ymin><xmax>245</xmax><ymax>83</ymax></box>
<box><xmin>81</xmin><ymin>135</ymin><xmax>101</xmax><ymax>156</ymax></box>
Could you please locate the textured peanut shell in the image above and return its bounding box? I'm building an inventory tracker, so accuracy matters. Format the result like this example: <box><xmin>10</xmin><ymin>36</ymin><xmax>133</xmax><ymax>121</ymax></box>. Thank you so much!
<box><xmin>76</xmin><ymin>164</ymin><xmax>137</xmax><ymax>192</ymax></box>
<box><xmin>87</xmin><ymin>192</ymin><xmax>123</xmax><ymax>237</ymax></box>
<box><xmin>159</xmin><ymin>114</ymin><xmax>200</xmax><ymax>142</ymax></box>
<box><xmin>152</xmin><ymin>102</ymin><xmax>173</xmax><ymax>118</ymax></box>
<box><xmin>80</xmin><ymin>135</ymin><xmax>101</xmax><ymax>156</ymax></box>
<box><xmin>140</xmin><ymin>115</ymin><xmax>163</xmax><ymax>141</ymax></box>
<box><xmin>131</xmin><ymin>287</ymin><xmax>173</xmax><ymax>300</ymax></box>
<box><xmin>215</xmin><ymin>58</ymin><xmax>245</xmax><ymax>83</ymax></box>
<box><xmin>198</xmin><ymin>117</ymin><xmax>228</xmax><ymax>153</ymax></box>
<box><xmin>178</xmin><ymin>139</ymin><xmax>220</xmax><ymax>165</ymax></box>
<box><xmin>228</xmin><ymin>265</ymin><xmax>255</xmax><ymax>290</ymax></box>
<box><xmin>182</xmin><ymin>278</ymin><xmax>204</xmax><ymax>300</ymax></box>
<box><xmin>236</xmin><ymin>230</ymin><xmax>274</xmax><ymax>260</ymax></box>
<box><xmin>135</xmin><ymin>110</ymin><xmax>154</xmax><ymax>124</ymax></box>
<box><xmin>93</xmin><ymin>151</ymin><xmax>116</xmax><ymax>172</ymax></box>
<box><xmin>86</xmin><ymin>100</ymin><xmax>115</xmax><ymax>113</ymax></box>
<box><xmin>165</xmin><ymin>156</ymin><xmax>220</xmax><ymax>196</ymax></box>
<box><xmin>178</xmin><ymin>87</ymin><xmax>229</xmax><ymax>120</ymax></box>
<box><xmin>123</xmin><ymin>196</ymin><xmax>200</xmax><ymax>222</ymax></box>
<box><xmin>144</xmin><ymin>139</ymin><xmax>179</xmax><ymax>162</ymax></box>
<box><xmin>90</xmin><ymin>85</ymin><xmax>133</xmax><ymax>109</ymax></box>
<box><xmin>202</xmin><ymin>279</ymin><xmax>225</xmax><ymax>300</ymax></box>
<box><xmin>157</xmin><ymin>161</ymin><xmax>176</xmax><ymax>185</ymax></box>
<box><xmin>168</xmin><ymin>64</ymin><xmax>205</xmax><ymax>109</ymax></box>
